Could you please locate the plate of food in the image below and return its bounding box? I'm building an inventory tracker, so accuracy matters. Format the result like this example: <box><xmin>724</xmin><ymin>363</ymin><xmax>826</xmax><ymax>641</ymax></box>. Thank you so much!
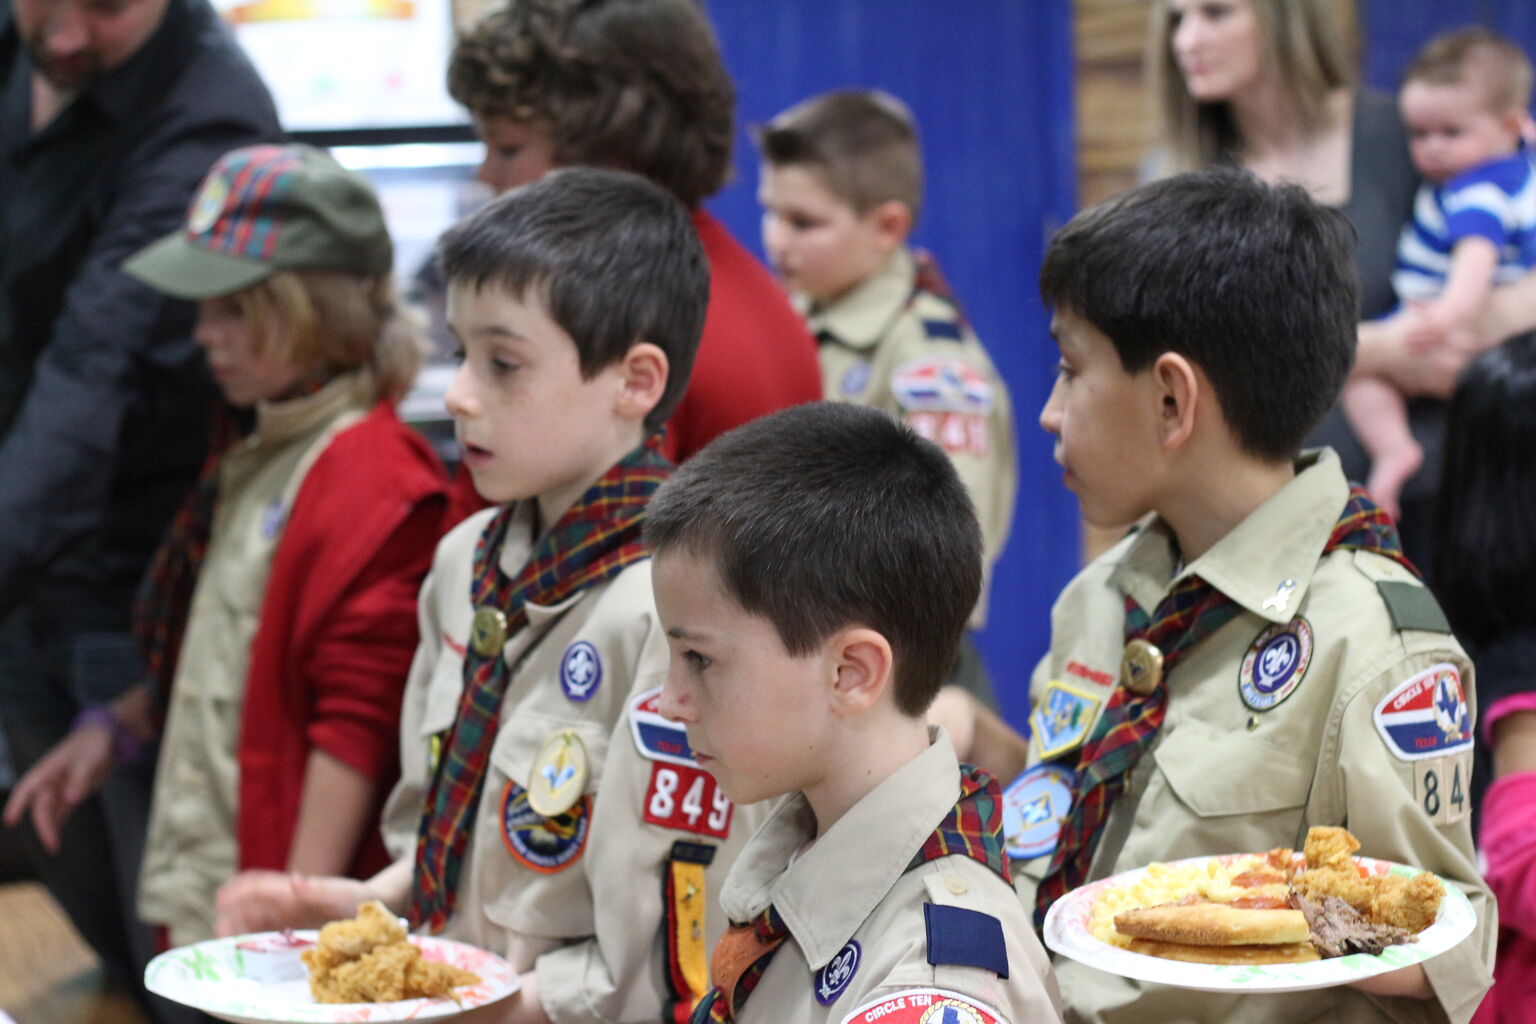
<box><xmin>1041</xmin><ymin>826</ymin><xmax>1477</xmax><ymax>993</ymax></box>
<box><xmin>144</xmin><ymin>901</ymin><xmax>519</xmax><ymax>1023</ymax></box>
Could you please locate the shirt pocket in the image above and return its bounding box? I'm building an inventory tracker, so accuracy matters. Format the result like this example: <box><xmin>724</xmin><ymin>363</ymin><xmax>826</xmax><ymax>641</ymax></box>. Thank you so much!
<box><xmin>1147</xmin><ymin>718</ymin><xmax>1315</xmax><ymax>850</ymax></box>
<box><xmin>479</xmin><ymin>710</ymin><xmax>609</xmax><ymax>939</ymax></box>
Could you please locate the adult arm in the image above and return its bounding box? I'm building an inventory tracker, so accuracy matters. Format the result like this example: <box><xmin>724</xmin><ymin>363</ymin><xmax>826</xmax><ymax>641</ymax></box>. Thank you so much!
<box><xmin>0</xmin><ymin>120</ymin><xmax>263</xmax><ymax>619</ymax></box>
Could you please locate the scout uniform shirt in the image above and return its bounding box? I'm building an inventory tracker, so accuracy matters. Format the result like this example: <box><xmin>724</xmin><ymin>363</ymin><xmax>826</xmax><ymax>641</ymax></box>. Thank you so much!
<box><xmin>382</xmin><ymin>503</ymin><xmax>765</xmax><ymax>1024</ymax></box>
<box><xmin>809</xmin><ymin>247</ymin><xmax>1016</xmax><ymax>625</ymax></box>
<box><xmin>1006</xmin><ymin>449</ymin><xmax>1495</xmax><ymax>1024</ymax></box>
<box><xmin>139</xmin><ymin>373</ymin><xmax>372</xmax><ymax>946</ymax></box>
<box><xmin>715</xmin><ymin>729</ymin><xmax>1062</xmax><ymax>1024</ymax></box>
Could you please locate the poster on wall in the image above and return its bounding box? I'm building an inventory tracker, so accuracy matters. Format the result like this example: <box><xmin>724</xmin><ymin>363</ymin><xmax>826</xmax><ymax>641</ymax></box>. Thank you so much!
<box><xmin>215</xmin><ymin>0</ymin><xmax>466</xmax><ymax>131</ymax></box>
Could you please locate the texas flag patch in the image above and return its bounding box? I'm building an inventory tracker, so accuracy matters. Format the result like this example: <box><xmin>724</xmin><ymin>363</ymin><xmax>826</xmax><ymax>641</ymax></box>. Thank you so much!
<box><xmin>1373</xmin><ymin>663</ymin><xmax>1474</xmax><ymax>761</ymax></box>
<box><xmin>629</xmin><ymin>687</ymin><xmax>696</xmax><ymax>766</ymax></box>
<box><xmin>840</xmin><ymin>989</ymin><xmax>1007</xmax><ymax>1024</ymax></box>
<box><xmin>891</xmin><ymin>357</ymin><xmax>994</xmax><ymax>415</ymax></box>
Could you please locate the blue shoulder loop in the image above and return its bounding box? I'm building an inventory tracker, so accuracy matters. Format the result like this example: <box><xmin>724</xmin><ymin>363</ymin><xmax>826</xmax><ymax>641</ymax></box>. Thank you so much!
<box><xmin>921</xmin><ymin>319</ymin><xmax>963</xmax><ymax>341</ymax></box>
<box><xmin>923</xmin><ymin>904</ymin><xmax>1009</xmax><ymax>978</ymax></box>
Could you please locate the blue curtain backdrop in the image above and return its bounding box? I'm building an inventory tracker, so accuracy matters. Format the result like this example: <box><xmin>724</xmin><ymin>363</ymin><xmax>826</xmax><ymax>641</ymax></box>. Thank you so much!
<box><xmin>1363</xmin><ymin>0</ymin><xmax>1536</xmax><ymax>91</ymax></box>
<box><xmin>699</xmin><ymin>1</ymin><xmax>1080</xmax><ymax>732</ymax></box>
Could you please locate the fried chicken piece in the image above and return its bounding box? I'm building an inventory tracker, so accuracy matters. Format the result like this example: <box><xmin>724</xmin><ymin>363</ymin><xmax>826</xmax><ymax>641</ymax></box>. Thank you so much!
<box><xmin>1369</xmin><ymin>872</ymin><xmax>1443</xmax><ymax>934</ymax></box>
<box><xmin>300</xmin><ymin>900</ymin><xmax>479</xmax><ymax>1004</ymax></box>
<box><xmin>1293</xmin><ymin>865</ymin><xmax>1375</xmax><ymax>915</ymax></box>
<box><xmin>1303</xmin><ymin>826</ymin><xmax>1361</xmax><ymax>873</ymax></box>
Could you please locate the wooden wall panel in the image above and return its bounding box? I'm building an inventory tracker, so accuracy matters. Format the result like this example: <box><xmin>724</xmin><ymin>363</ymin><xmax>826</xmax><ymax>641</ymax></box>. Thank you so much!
<box><xmin>1074</xmin><ymin>0</ymin><xmax>1155</xmax><ymax>206</ymax></box>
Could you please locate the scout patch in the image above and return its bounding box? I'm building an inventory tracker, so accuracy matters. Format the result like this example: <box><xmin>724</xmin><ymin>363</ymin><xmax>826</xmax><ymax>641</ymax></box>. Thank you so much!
<box><xmin>560</xmin><ymin>640</ymin><xmax>602</xmax><ymax>702</ymax></box>
<box><xmin>1001</xmin><ymin>762</ymin><xmax>1076</xmax><ymax>861</ymax></box>
<box><xmin>629</xmin><ymin>687</ymin><xmax>696</xmax><ymax>766</ymax></box>
<box><xmin>891</xmin><ymin>357</ymin><xmax>994</xmax><ymax>415</ymax></box>
<box><xmin>906</xmin><ymin>411</ymin><xmax>989</xmax><ymax>456</ymax></box>
<box><xmin>815</xmin><ymin>940</ymin><xmax>861</xmax><ymax>1006</ymax></box>
<box><xmin>840</xmin><ymin>361</ymin><xmax>872</xmax><ymax>397</ymax></box>
<box><xmin>527</xmin><ymin>730</ymin><xmax>588</xmax><ymax>817</ymax></box>
<box><xmin>1030</xmin><ymin>680</ymin><xmax>1101</xmax><ymax>760</ymax></box>
<box><xmin>840</xmin><ymin>989</ymin><xmax>1007</xmax><ymax>1024</ymax></box>
<box><xmin>644</xmin><ymin>761</ymin><xmax>732</xmax><ymax>838</ymax></box>
<box><xmin>1238</xmin><ymin>617</ymin><xmax>1313</xmax><ymax>711</ymax></box>
<box><xmin>188</xmin><ymin>174</ymin><xmax>229</xmax><ymax>234</ymax></box>
<box><xmin>924</xmin><ymin>905</ymin><xmax>1009</xmax><ymax>977</ymax></box>
<box><xmin>500</xmin><ymin>783</ymin><xmax>589</xmax><ymax>873</ymax></box>
<box><xmin>261</xmin><ymin>497</ymin><xmax>287</xmax><ymax>538</ymax></box>
<box><xmin>1373</xmin><ymin>663</ymin><xmax>1473</xmax><ymax>761</ymax></box>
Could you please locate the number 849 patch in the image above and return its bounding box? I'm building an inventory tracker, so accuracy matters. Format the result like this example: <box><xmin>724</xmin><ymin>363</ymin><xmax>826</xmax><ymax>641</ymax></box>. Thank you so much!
<box><xmin>645</xmin><ymin>762</ymin><xmax>732</xmax><ymax>838</ymax></box>
<box><xmin>1415</xmin><ymin>749</ymin><xmax>1473</xmax><ymax>826</ymax></box>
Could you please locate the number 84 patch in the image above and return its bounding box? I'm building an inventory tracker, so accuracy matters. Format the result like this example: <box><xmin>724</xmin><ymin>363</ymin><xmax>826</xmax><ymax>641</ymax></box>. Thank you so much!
<box><xmin>1414</xmin><ymin>750</ymin><xmax>1473</xmax><ymax>826</ymax></box>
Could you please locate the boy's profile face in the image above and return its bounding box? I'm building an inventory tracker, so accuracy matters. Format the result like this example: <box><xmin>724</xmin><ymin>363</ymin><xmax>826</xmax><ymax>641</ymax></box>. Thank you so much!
<box><xmin>652</xmin><ymin>548</ymin><xmax>837</xmax><ymax>808</ymax></box>
<box><xmin>757</xmin><ymin>163</ymin><xmax>901</xmax><ymax>306</ymax></box>
<box><xmin>1040</xmin><ymin>308</ymin><xmax>1166</xmax><ymax>528</ymax></box>
<box><xmin>474</xmin><ymin>115</ymin><xmax>559</xmax><ymax>195</ymax></box>
<box><xmin>194</xmin><ymin>293</ymin><xmax>303</xmax><ymax>408</ymax></box>
<box><xmin>1400</xmin><ymin>79</ymin><xmax>1523</xmax><ymax>184</ymax></box>
<box><xmin>445</xmin><ymin>281</ymin><xmax>632</xmax><ymax>508</ymax></box>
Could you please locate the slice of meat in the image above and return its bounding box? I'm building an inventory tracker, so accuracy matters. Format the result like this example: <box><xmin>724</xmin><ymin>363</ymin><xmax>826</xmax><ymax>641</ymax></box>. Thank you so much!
<box><xmin>1291</xmin><ymin>890</ymin><xmax>1414</xmax><ymax>958</ymax></box>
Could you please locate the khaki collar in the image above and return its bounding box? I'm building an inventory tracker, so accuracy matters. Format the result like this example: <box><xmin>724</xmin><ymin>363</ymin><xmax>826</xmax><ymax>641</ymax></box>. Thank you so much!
<box><xmin>251</xmin><ymin>370</ymin><xmax>374</xmax><ymax>445</ymax></box>
<box><xmin>719</xmin><ymin>727</ymin><xmax>962</xmax><ymax>969</ymax></box>
<box><xmin>492</xmin><ymin>499</ymin><xmax>596</xmax><ymax>617</ymax></box>
<box><xmin>1110</xmin><ymin>448</ymin><xmax>1349</xmax><ymax>622</ymax></box>
<box><xmin>806</xmin><ymin>248</ymin><xmax>915</xmax><ymax>352</ymax></box>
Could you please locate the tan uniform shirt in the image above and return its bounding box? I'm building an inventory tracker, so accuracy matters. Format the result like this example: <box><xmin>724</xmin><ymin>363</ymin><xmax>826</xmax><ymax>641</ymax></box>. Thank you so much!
<box><xmin>382</xmin><ymin>504</ymin><xmax>765</xmax><ymax>1024</ymax></box>
<box><xmin>719</xmin><ymin>729</ymin><xmax>1061</xmax><ymax>1024</ymax></box>
<box><xmin>139</xmin><ymin>374</ymin><xmax>373</xmax><ymax>945</ymax></box>
<box><xmin>808</xmin><ymin>248</ymin><xmax>1016</xmax><ymax>625</ymax></box>
<box><xmin>1009</xmin><ymin>449</ymin><xmax>1494</xmax><ymax>1024</ymax></box>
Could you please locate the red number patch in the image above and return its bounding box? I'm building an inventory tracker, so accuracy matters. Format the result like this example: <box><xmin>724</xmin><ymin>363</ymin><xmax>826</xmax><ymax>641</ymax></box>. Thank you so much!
<box><xmin>644</xmin><ymin>762</ymin><xmax>732</xmax><ymax>838</ymax></box>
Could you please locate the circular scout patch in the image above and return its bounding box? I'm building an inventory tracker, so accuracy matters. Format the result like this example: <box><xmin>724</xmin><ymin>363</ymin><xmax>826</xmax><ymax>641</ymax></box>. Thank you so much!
<box><xmin>500</xmin><ymin>783</ymin><xmax>590</xmax><ymax>873</ymax></box>
<box><xmin>560</xmin><ymin>640</ymin><xmax>602</xmax><ymax>702</ymax></box>
<box><xmin>1001</xmin><ymin>762</ymin><xmax>1076</xmax><ymax>861</ymax></box>
<box><xmin>188</xmin><ymin>175</ymin><xmax>229</xmax><ymax>235</ymax></box>
<box><xmin>815</xmin><ymin>940</ymin><xmax>861</xmax><ymax>1006</ymax></box>
<box><xmin>1238</xmin><ymin>617</ymin><xmax>1313</xmax><ymax>711</ymax></box>
<box><xmin>840</xmin><ymin>361</ymin><xmax>873</xmax><ymax>397</ymax></box>
<box><xmin>839</xmin><ymin>988</ymin><xmax>1006</xmax><ymax>1024</ymax></box>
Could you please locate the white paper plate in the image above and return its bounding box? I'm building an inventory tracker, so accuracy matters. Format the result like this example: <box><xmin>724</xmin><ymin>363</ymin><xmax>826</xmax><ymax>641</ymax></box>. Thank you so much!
<box><xmin>1042</xmin><ymin>854</ymin><xmax>1476</xmax><ymax>993</ymax></box>
<box><xmin>144</xmin><ymin>931</ymin><xmax>519</xmax><ymax>1023</ymax></box>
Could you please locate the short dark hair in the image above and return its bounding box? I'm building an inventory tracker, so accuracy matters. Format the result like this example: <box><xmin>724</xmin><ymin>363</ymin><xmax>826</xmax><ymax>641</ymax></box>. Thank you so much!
<box><xmin>645</xmin><ymin>403</ymin><xmax>982</xmax><ymax>716</ymax></box>
<box><xmin>754</xmin><ymin>89</ymin><xmax>923</xmax><ymax>220</ymax></box>
<box><xmin>1039</xmin><ymin>168</ymin><xmax>1357</xmax><ymax>461</ymax></box>
<box><xmin>447</xmin><ymin>0</ymin><xmax>736</xmax><ymax>207</ymax></box>
<box><xmin>1434</xmin><ymin>334</ymin><xmax>1536</xmax><ymax>646</ymax></box>
<box><xmin>1405</xmin><ymin>26</ymin><xmax>1533</xmax><ymax>113</ymax></box>
<box><xmin>439</xmin><ymin>167</ymin><xmax>708</xmax><ymax>431</ymax></box>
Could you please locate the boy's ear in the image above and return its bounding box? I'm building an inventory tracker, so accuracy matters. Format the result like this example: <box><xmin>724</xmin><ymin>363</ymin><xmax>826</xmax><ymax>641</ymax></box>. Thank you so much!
<box><xmin>868</xmin><ymin>199</ymin><xmax>912</xmax><ymax>252</ymax></box>
<box><xmin>614</xmin><ymin>341</ymin><xmax>669</xmax><ymax>422</ymax></box>
<box><xmin>827</xmin><ymin>626</ymin><xmax>895</xmax><ymax>716</ymax></box>
<box><xmin>1152</xmin><ymin>351</ymin><xmax>1200</xmax><ymax>451</ymax></box>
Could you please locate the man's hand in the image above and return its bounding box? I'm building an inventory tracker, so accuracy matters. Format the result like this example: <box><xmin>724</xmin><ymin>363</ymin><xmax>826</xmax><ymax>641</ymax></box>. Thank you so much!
<box><xmin>1348</xmin><ymin>962</ymin><xmax>1433</xmax><ymax>1000</ymax></box>
<box><xmin>2</xmin><ymin>724</ymin><xmax>114</xmax><ymax>852</ymax></box>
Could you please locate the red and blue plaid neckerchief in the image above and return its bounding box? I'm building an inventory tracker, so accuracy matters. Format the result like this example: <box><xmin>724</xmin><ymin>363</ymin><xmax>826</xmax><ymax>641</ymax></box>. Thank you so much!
<box><xmin>408</xmin><ymin>434</ymin><xmax>670</xmax><ymax>933</ymax></box>
<box><xmin>1032</xmin><ymin>486</ymin><xmax>1417</xmax><ymax>928</ymax></box>
<box><xmin>690</xmin><ymin>764</ymin><xmax>1008</xmax><ymax>1023</ymax></box>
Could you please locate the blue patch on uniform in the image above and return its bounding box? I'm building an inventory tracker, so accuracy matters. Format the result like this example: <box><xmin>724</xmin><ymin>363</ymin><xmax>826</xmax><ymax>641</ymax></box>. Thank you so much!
<box><xmin>840</xmin><ymin>361</ymin><xmax>872</xmax><ymax>396</ymax></box>
<box><xmin>923</xmin><ymin>904</ymin><xmax>1009</xmax><ymax>978</ymax></box>
<box><xmin>1374</xmin><ymin>663</ymin><xmax>1473</xmax><ymax>761</ymax></box>
<box><xmin>261</xmin><ymin>498</ymin><xmax>287</xmax><ymax>538</ymax></box>
<box><xmin>1029</xmin><ymin>680</ymin><xmax>1101</xmax><ymax>760</ymax></box>
<box><xmin>629</xmin><ymin>688</ymin><xmax>697</xmax><ymax>765</ymax></box>
<box><xmin>921</xmin><ymin>319</ymin><xmax>964</xmax><ymax>341</ymax></box>
<box><xmin>1239</xmin><ymin>618</ymin><xmax>1313</xmax><ymax>711</ymax></box>
<box><xmin>814</xmin><ymin>939</ymin><xmax>860</xmax><ymax>1005</ymax></box>
<box><xmin>890</xmin><ymin>357</ymin><xmax>994</xmax><ymax>415</ymax></box>
<box><xmin>1001</xmin><ymin>762</ymin><xmax>1076</xmax><ymax>860</ymax></box>
<box><xmin>560</xmin><ymin>640</ymin><xmax>602</xmax><ymax>702</ymax></box>
<box><xmin>500</xmin><ymin>783</ymin><xmax>589</xmax><ymax>872</ymax></box>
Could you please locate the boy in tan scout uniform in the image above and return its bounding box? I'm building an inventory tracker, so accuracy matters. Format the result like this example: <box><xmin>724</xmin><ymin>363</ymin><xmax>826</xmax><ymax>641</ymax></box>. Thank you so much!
<box><xmin>754</xmin><ymin>91</ymin><xmax>1016</xmax><ymax>665</ymax></box>
<box><xmin>645</xmin><ymin>402</ymin><xmax>1062</xmax><ymax>1024</ymax></box>
<box><xmin>1005</xmin><ymin>169</ymin><xmax>1495</xmax><ymax>1022</ymax></box>
<box><xmin>214</xmin><ymin>168</ymin><xmax>762</xmax><ymax>1024</ymax></box>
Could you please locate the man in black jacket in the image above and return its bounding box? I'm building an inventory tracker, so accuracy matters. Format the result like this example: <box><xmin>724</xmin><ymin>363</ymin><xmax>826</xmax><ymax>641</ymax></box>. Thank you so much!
<box><xmin>0</xmin><ymin>0</ymin><xmax>280</xmax><ymax>1006</ymax></box>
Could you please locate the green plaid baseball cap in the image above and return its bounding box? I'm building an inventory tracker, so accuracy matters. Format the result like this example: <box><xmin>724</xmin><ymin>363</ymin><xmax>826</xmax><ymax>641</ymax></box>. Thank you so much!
<box><xmin>124</xmin><ymin>143</ymin><xmax>393</xmax><ymax>300</ymax></box>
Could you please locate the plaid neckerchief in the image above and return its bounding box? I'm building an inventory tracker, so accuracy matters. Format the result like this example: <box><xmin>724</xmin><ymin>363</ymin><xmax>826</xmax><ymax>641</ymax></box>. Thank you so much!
<box><xmin>1032</xmin><ymin>485</ymin><xmax>1416</xmax><ymax>928</ymax></box>
<box><xmin>133</xmin><ymin>401</ymin><xmax>251</xmax><ymax>711</ymax></box>
<box><xmin>691</xmin><ymin>764</ymin><xmax>1008</xmax><ymax>1023</ymax></box>
<box><xmin>409</xmin><ymin>435</ymin><xmax>670</xmax><ymax>934</ymax></box>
